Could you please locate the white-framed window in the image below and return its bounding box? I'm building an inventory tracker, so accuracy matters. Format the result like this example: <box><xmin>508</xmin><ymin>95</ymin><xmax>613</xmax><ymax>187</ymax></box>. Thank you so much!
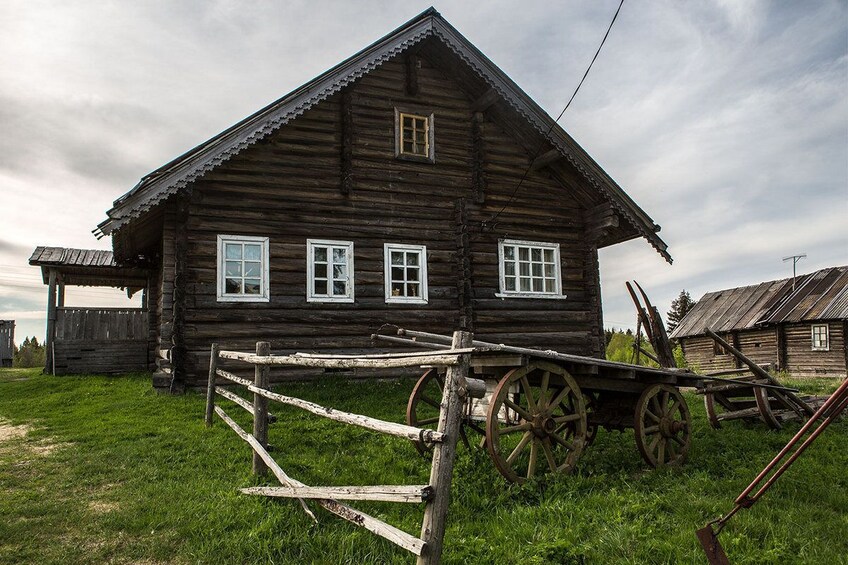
<box><xmin>307</xmin><ymin>239</ymin><xmax>354</xmax><ymax>303</ymax></box>
<box><xmin>384</xmin><ymin>243</ymin><xmax>428</xmax><ymax>304</ymax></box>
<box><xmin>811</xmin><ymin>324</ymin><xmax>829</xmax><ymax>351</ymax></box>
<box><xmin>216</xmin><ymin>235</ymin><xmax>270</xmax><ymax>302</ymax></box>
<box><xmin>496</xmin><ymin>239</ymin><xmax>566</xmax><ymax>299</ymax></box>
<box><xmin>395</xmin><ymin>108</ymin><xmax>434</xmax><ymax>162</ymax></box>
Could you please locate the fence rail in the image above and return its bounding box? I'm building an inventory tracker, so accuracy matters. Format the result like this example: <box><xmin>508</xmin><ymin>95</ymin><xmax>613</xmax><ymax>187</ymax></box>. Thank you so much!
<box><xmin>205</xmin><ymin>332</ymin><xmax>476</xmax><ymax>564</ymax></box>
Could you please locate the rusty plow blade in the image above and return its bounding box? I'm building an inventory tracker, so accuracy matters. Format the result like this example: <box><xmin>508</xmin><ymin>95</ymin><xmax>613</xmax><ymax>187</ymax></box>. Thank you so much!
<box><xmin>696</xmin><ymin>521</ymin><xmax>731</xmax><ymax>565</ymax></box>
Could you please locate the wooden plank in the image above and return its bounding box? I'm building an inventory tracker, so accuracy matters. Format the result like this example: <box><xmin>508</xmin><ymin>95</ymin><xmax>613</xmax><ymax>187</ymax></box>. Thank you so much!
<box><xmin>240</xmin><ymin>484</ymin><xmax>432</xmax><ymax>504</ymax></box>
<box><xmin>216</xmin><ymin>386</ymin><xmax>255</xmax><ymax>415</ymax></box>
<box><xmin>253</xmin><ymin>341</ymin><xmax>270</xmax><ymax>476</ymax></box>
<box><xmin>417</xmin><ymin>330</ymin><xmax>472</xmax><ymax>565</ymax></box>
<box><xmin>214</xmin><ymin>405</ymin><xmax>425</xmax><ymax>555</ymax></box>
<box><xmin>216</xmin><ymin>368</ymin><xmax>254</xmax><ymax>387</ymax></box>
<box><xmin>292</xmin><ymin>348</ymin><xmax>474</xmax><ymax>359</ymax></box>
<box><xmin>218</xmin><ymin>350</ymin><xmax>461</xmax><ymax>369</ymax></box>
<box><xmin>246</xmin><ymin>384</ymin><xmax>445</xmax><ymax>444</ymax></box>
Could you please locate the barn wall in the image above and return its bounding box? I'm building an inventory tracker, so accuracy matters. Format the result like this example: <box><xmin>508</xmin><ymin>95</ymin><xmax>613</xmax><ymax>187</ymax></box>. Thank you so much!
<box><xmin>164</xmin><ymin>52</ymin><xmax>600</xmax><ymax>387</ymax></box>
<box><xmin>784</xmin><ymin>321</ymin><xmax>847</xmax><ymax>377</ymax></box>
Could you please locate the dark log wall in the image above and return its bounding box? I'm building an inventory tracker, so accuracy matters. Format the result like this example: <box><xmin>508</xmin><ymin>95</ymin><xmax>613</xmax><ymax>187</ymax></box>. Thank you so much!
<box><xmin>784</xmin><ymin>322</ymin><xmax>846</xmax><ymax>377</ymax></box>
<box><xmin>170</xmin><ymin>52</ymin><xmax>600</xmax><ymax>386</ymax></box>
<box><xmin>681</xmin><ymin>323</ymin><xmax>847</xmax><ymax>377</ymax></box>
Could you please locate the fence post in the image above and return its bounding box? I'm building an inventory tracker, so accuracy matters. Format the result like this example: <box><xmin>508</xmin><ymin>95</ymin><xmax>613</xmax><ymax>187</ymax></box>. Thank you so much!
<box><xmin>417</xmin><ymin>330</ymin><xmax>472</xmax><ymax>565</ymax></box>
<box><xmin>253</xmin><ymin>341</ymin><xmax>271</xmax><ymax>476</ymax></box>
<box><xmin>205</xmin><ymin>343</ymin><xmax>219</xmax><ymax>427</ymax></box>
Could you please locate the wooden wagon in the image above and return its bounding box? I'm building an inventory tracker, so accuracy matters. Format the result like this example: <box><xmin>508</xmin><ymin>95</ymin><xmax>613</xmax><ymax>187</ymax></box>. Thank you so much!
<box><xmin>376</xmin><ymin>328</ymin><xmax>706</xmax><ymax>484</ymax></box>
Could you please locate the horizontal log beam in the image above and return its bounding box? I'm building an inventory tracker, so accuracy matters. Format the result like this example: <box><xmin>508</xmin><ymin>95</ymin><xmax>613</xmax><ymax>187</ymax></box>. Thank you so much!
<box><xmin>292</xmin><ymin>348</ymin><xmax>474</xmax><ymax>359</ymax></box>
<box><xmin>216</xmin><ymin>388</ymin><xmax>278</xmax><ymax>423</ymax></box>
<box><xmin>246</xmin><ymin>384</ymin><xmax>445</xmax><ymax>444</ymax></box>
<box><xmin>216</xmin><ymin>368</ymin><xmax>253</xmax><ymax>387</ymax></box>
<box><xmin>218</xmin><ymin>350</ymin><xmax>461</xmax><ymax>369</ymax></box>
<box><xmin>529</xmin><ymin>149</ymin><xmax>561</xmax><ymax>172</ymax></box>
<box><xmin>214</xmin><ymin>406</ymin><xmax>426</xmax><ymax>555</ymax></box>
<box><xmin>241</xmin><ymin>484</ymin><xmax>433</xmax><ymax>504</ymax></box>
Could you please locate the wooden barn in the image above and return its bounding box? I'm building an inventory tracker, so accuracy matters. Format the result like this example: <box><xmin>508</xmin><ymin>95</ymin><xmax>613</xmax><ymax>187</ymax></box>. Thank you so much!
<box><xmin>35</xmin><ymin>9</ymin><xmax>671</xmax><ymax>390</ymax></box>
<box><xmin>669</xmin><ymin>266</ymin><xmax>848</xmax><ymax>377</ymax></box>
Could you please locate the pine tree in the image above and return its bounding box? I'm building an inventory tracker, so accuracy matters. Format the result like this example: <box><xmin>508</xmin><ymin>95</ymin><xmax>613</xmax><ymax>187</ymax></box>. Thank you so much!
<box><xmin>667</xmin><ymin>290</ymin><xmax>696</xmax><ymax>333</ymax></box>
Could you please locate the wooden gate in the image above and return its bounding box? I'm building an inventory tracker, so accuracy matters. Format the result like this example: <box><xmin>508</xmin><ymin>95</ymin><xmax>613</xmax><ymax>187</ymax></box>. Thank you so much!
<box><xmin>52</xmin><ymin>308</ymin><xmax>148</xmax><ymax>374</ymax></box>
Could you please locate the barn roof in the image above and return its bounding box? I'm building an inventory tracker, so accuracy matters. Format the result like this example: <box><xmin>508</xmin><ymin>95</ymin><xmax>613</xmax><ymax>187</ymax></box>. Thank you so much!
<box><xmin>669</xmin><ymin>266</ymin><xmax>848</xmax><ymax>339</ymax></box>
<box><xmin>29</xmin><ymin>246</ymin><xmax>150</xmax><ymax>289</ymax></box>
<box><xmin>94</xmin><ymin>7</ymin><xmax>670</xmax><ymax>263</ymax></box>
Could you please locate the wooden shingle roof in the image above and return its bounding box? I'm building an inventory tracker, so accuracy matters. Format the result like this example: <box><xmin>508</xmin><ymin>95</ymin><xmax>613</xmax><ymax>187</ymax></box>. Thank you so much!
<box><xmin>94</xmin><ymin>7</ymin><xmax>671</xmax><ymax>263</ymax></box>
<box><xmin>669</xmin><ymin>266</ymin><xmax>848</xmax><ymax>339</ymax></box>
<box><xmin>29</xmin><ymin>246</ymin><xmax>150</xmax><ymax>289</ymax></box>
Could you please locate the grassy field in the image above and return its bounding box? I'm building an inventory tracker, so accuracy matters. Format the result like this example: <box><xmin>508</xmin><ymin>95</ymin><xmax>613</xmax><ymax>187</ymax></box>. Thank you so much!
<box><xmin>0</xmin><ymin>368</ymin><xmax>845</xmax><ymax>564</ymax></box>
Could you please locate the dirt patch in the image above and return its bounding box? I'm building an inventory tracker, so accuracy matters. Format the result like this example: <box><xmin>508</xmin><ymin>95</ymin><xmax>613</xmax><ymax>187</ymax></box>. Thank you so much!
<box><xmin>0</xmin><ymin>419</ymin><xmax>67</xmax><ymax>457</ymax></box>
<box><xmin>0</xmin><ymin>421</ymin><xmax>31</xmax><ymax>442</ymax></box>
<box><xmin>88</xmin><ymin>500</ymin><xmax>120</xmax><ymax>514</ymax></box>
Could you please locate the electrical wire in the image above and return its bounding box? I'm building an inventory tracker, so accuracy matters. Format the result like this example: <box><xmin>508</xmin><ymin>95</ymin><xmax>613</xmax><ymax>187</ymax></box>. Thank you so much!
<box><xmin>484</xmin><ymin>0</ymin><xmax>626</xmax><ymax>229</ymax></box>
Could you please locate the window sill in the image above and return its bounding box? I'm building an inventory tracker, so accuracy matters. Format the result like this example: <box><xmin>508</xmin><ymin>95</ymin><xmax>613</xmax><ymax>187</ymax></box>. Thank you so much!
<box><xmin>811</xmin><ymin>347</ymin><xmax>830</xmax><ymax>352</ymax></box>
<box><xmin>217</xmin><ymin>295</ymin><xmax>270</xmax><ymax>303</ymax></box>
<box><xmin>307</xmin><ymin>296</ymin><xmax>355</xmax><ymax>304</ymax></box>
<box><xmin>396</xmin><ymin>153</ymin><xmax>435</xmax><ymax>164</ymax></box>
<box><xmin>385</xmin><ymin>298</ymin><xmax>429</xmax><ymax>305</ymax></box>
<box><xmin>495</xmin><ymin>293</ymin><xmax>568</xmax><ymax>300</ymax></box>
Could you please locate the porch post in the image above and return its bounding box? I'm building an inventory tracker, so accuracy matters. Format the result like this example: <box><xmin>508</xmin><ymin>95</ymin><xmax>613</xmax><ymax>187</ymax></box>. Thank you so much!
<box><xmin>57</xmin><ymin>274</ymin><xmax>65</xmax><ymax>308</ymax></box>
<box><xmin>44</xmin><ymin>268</ymin><xmax>57</xmax><ymax>374</ymax></box>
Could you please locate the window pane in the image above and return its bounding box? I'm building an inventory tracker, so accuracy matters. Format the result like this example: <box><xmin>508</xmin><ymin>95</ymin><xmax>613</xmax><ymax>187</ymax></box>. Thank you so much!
<box><xmin>333</xmin><ymin>264</ymin><xmax>347</xmax><ymax>279</ymax></box>
<box><xmin>225</xmin><ymin>261</ymin><xmax>241</xmax><ymax>277</ymax></box>
<box><xmin>314</xmin><ymin>263</ymin><xmax>327</xmax><ymax>278</ymax></box>
<box><xmin>244</xmin><ymin>262</ymin><xmax>261</xmax><ymax>277</ymax></box>
<box><xmin>403</xmin><ymin>141</ymin><xmax>414</xmax><ymax>153</ymax></box>
<box><xmin>403</xmin><ymin>116</ymin><xmax>413</xmax><ymax>128</ymax></box>
<box><xmin>531</xmin><ymin>248</ymin><xmax>542</xmax><ymax>262</ymax></box>
<box><xmin>391</xmin><ymin>251</ymin><xmax>404</xmax><ymax>265</ymax></box>
<box><xmin>504</xmin><ymin>246</ymin><xmax>515</xmax><ymax>260</ymax></box>
<box><xmin>314</xmin><ymin>247</ymin><xmax>327</xmax><ymax>262</ymax></box>
<box><xmin>519</xmin><ymin>262</ymin><xmax>530</xmax><ymax>276</ymax></box>
<box><xmin>532</xmin><ymin>263</ymin><xmax>542</xmax><ymax>277</ymax></box>
<box><xmin>544</xmin><ymin>263</ymin><xmax>555</xmax><ymax>277</ymax></box>
<box><xmin>244</xmin><ymin>279</ymin><xmax>261</xmax><ymax>295</ymax></box>
<box><xmin>520</xmin><ymin>277</ymin><xmax>531</xmax><ymax>292</ymax></box>
<box><xmin>544</xmin><ymin>278</ymin><xmax>555</xmax><ymax>292</ymax></box>
<box><xmin>415</xmin><ymin>130</ymin><xmax>425</xmax><ymax>144</ymax></box>
<box><xmin>505</xmin><ymin>277</ymin><xmax>516</xmax><ymax>291</ymax></box>
<box><xmin>532</xmin><ymin>279</ymin><xmax>543</xmax><ymax>292</ymax></box>
<box><xmin>391</xmin><ymin>283</ymin><xmax>404</xmax><ymax>296</ymax></box>
<box><xmin>406</xmin><ymin>252</ymin><xmax>419</xmax><ymax>266</ymax></box>
<box><xmin>544</xmin><ymin>248</ymin><xmax>554</xmax><ymax>263</ymax></box>
<box><xmin>504</xmin><ymin>261</ymin><xmax>515</xmax><ymax>276</ymax></box>
<box><xmin>519</xmin><ymin>247</ymin><xmax>529</xmax><ymax>261</ymax></box>
<box><xmin>332</xmin><ymin>281</ymin><xmax>347</xmax><ymax>296</ymax></box>
<box><xmin>406</xmin><ymin>266</ymin><xmax>419</xmax><ymax>282</ymax></box>
<box><xmin>407</xmin><ymin>283</ymin><xmax>419</xmax><ymax>297</ymax></box>
<box><xmin>225</xmin><ymin>278</ymin><xmax>241</xmax><ymax>294</ymax></box>
<box><xmin>391</xmin><ymin>267</ymin><xmax>404</xmax><ymax>281</ymax></box>
<box><xmin>225</xmin><ymin>243</ymin><xmax>242</xmax><ymax>260</ymax></box>
<box><xmin>244</xmin><ymin>244</ymin><xmax>262</xmax><ymax>261</ymax></box>
<box><xmin>333</xmin><ymin>247</ymin><xmax>346</xmax><ymax>263</ymax></box>
<box><xmin>314</xmin><ymin>280</ymin><xmax>327</xmax><ymax>295</ymax></box>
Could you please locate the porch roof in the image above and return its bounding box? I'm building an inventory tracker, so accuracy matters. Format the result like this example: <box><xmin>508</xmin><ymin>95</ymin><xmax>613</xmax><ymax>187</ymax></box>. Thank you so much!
<box><xmin>29</xmin><ymin>246</ymin><xmax>149</xmax><ymax>290</ymax></box>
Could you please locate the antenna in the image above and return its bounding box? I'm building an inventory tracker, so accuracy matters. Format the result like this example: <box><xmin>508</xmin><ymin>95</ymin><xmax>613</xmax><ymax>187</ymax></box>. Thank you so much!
<box><xmin>782</xmin><ymin>254</ymin><xmax>806</xmax><ymax>291</ymax></box>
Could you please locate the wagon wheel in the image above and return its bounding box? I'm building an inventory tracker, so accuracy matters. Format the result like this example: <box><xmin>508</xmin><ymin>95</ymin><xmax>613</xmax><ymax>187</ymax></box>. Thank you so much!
<box><xmin>634</xmin><ymin>384</ymin><xmax>691</xmax><ymax>468</ymax></box>
<box><xmin>703</xmin><ymin>393</ymin><xmax>722</xmax><ymax>429</ymax></box>
<box><xmin>584</xmin><ymin>392</ymin><xmax>599</xmax><ymax>446</ymax></box>
<box><xmin>485</xmin><ymin>361</ymin><xmax>587</xmax><ymax>484</ymax></box>
<box><xmin>753</xmin><ymin>386</ymin><xmax>782</xmax><ymax>430</ymax></box>
<box><xmin>406</xmin><ymin>369</ymin><xmax>484</xmax><ymax>456</ymax></box>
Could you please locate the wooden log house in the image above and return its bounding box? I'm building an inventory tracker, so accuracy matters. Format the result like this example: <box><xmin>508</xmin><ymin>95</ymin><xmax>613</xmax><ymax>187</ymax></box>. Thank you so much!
<box><xmin>35</xmin><ymin>9</ymin><xmax>672</xmax><ymax>390</ymax></box>
<box><xmin>670</xmin><ymin>266</ymin><xmax>848</xmax><ymax>377</ymax></box>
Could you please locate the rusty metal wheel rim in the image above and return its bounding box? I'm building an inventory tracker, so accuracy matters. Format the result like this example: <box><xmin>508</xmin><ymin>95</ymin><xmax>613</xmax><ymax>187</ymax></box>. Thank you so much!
<box><xmin>485</xmin><ymin>361</ymin><xmax>587</xmax><ymax>484</ymax></box>
<box><xmin>406</xmin><ymin>369</ymin><xmax>444</xmax><ymax>456</ymax></box>
<box><xmin>634</xmin><ymin>384</ymin><xmax>691</xmax><ymax>468</ymax></box>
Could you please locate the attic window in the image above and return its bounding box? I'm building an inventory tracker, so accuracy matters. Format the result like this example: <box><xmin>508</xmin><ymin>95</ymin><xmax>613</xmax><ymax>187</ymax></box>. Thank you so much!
<box><xmin>811</xmin><ymin>324</ymin><xmax>829</xmax><ymax>351</ymax></box>
<box><xmin>395</xmin><ymin>109</ymin><xmax>434</xmax><ymax>162</ymax></box>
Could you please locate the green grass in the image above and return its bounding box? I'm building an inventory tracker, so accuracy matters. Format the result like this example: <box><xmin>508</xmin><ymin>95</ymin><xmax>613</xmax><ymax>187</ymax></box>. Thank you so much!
<box><xmin>0</xmin><ymin>368</ymin><xmax>845</xmax><ymax>564</ymax></box>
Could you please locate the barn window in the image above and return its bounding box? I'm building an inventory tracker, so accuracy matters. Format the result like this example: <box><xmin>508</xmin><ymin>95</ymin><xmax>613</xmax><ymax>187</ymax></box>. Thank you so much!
<box><xmin>384</xmin><ymin>244</ymin><xmax>428</xmax><ymax>304</ymax></box>
<box><xmin>496</xmin><ymin>239</ymin><xmax>565</xmax><ymax>299</ymax></box>
<box><xmin>216</xmin><ymin>235</ymin><xmax>270</xmax><ymax>302</ymax></box>
<box><xmin>395</xmin><ymin>108</ymin><xmax>434</xmax><ymax>162</ymax></box>
<box><xmin>307</xmin><ymin>239</ymin><xmax>354</xmax><ymax>303</ymax></box>
<box><xmin>811</xmin><ymin>324</ymin><xmax>829</xmax><ymax>351</ymax></box>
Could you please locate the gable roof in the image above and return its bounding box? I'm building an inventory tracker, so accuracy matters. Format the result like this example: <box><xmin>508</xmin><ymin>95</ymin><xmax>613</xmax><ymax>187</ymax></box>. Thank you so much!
<box><xmin>669</xmin><ymin>266</ymin><xmax>848</xmax><ymax>339</ymax></box>
<box><xmin>94</xmin><ymin>7</ymin><xmax>670</xmax><ymax>262</ymax></box>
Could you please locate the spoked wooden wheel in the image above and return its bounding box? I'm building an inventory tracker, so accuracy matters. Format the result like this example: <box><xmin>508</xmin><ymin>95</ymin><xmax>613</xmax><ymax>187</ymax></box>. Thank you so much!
<box><xmin>406</xmin><ymin>369</ymin><xmax>485</xmax><ymax>455</ymax></box>
<box><xmin>634</xmin><ymin>384</ymin><xmax>691</xmax><ymax>468</ymax></box>
<box><xmin>703</xmin><ymin>393</ymin><xmax>722</xmax><ymax>429</ymax></box>
<box><xmin>485</xmin><ymin>362</ymin><xmax>587</xmax><ymax>484</ymax></box>
<box><xmin>753</xmin><ymin>386</ymin><xmax>782</xmax><ymax>430</ymax></box>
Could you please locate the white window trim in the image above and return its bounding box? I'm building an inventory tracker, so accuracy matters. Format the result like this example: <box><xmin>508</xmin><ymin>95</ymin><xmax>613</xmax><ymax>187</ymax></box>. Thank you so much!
<box><xmin>394</xmin><ymin>107</ymin><xmax>435</xmax><ymax>163</ymax></box>
<box><xmin>307</xmin><ymin>239</ymin><xmax>355</xmax><ymax>303</ymax></box>
<box><xmin>216</xmin><ymin>235</ymin><xmax>270</xmax><ymax>303</ymax></box>
<box><xmin>811</xmin><ymin>323</ymin><xmax>829</xmax><ymax>351</ymax></box>
<box><xmin>384</xmin><ymin>243</ymin><xmax>428</xmax><ymax>305</ymax></box>
<box><xmin>495</xmin><ymin>239</ymin><xmax>567</xmax><ymax>300</ymax></box>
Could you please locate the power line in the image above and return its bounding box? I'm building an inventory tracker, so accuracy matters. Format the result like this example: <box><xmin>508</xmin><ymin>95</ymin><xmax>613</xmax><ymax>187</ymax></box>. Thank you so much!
<box><xmin>484</xmin><ymin>0</ymin><xmax>626</xmax><ymax>228</ymax></box>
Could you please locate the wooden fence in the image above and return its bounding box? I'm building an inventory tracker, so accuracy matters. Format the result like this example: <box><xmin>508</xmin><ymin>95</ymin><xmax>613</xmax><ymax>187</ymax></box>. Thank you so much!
<box><xmin>205</xmin><ymin>330</ymin><xmax>478</xmax><ymax>564</ymax></box>
<box><xmin>52</xmin><ymin>308</ymin><xmax>148</xmax><ymax>374</ymax></box>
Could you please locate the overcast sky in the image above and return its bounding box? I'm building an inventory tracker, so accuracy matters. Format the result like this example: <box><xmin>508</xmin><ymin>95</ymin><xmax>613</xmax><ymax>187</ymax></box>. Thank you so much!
<box><xmin>1</xmin><ymin>0</ymin><xmax>846</xmax><ymax>345</ymax></box>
